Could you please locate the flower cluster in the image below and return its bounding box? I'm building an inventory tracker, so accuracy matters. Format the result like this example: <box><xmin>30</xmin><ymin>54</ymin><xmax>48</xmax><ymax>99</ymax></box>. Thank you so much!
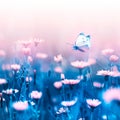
<box><xmin>0</xmin><ymin>38</ymin><xmax>120</xmax><ymax>120</ymax></box>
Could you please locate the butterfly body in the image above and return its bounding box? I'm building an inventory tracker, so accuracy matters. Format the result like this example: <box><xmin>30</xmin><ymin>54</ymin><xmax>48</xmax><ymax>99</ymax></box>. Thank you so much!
<box><xmin>73</xmin><ymin>45</ymin><xmax>85</xmax><ymax>52</ymax></box>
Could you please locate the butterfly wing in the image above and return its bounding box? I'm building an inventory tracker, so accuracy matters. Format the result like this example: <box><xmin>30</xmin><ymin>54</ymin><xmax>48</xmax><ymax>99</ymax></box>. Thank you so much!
<box><xmin>75</xmin><ymin>33</ymin><xmax>86</xmax><ymax>47</ymax></box>
<box><xmin>86</xmin><ymin>35</ymin><xmax>91</xmax><ymax>48</ymax></box>
<box><xmin>74</xmin><ymin>33</ymin><xmax>91</xmax><ymax>52</ymax></box>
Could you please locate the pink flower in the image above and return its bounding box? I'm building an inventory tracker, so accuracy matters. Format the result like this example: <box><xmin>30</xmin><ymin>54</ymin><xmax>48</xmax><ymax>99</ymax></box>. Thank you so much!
<box><xmin>53</xmin><ymin>81</ymin><xmax>62</xmax><ymax>89</ymax></box>
<box><xmin>103</xmin><ymin>88</ymin><xmax>120</xmax><ymax>103</ymax></box>
<box><xmin>102</xmin><ymin>48</ymin><xmax>114</xmax><ymax>56</ymax></box>
<box><xmin>18</xmin><ymin>40</ymin><xmax>32</xmax><ymax>48</ymax></box>
<box><xmin>109</xmin><ymin>71</ymin><xmax>120</xmax><ymax>77</ymax></box>
<box><xmin>54</xmin><ymin>54</ymin><xmax>63</xmax><ymax>63</ymax></box>
<box><xmin>30</xmin><ymin>91</ymin><xmax>42</xmax><ymax>99</ymax></box>
<box><xmin>71</xmin><ymin>58</ymin><xmax>96</xmax><ymax>69</ymax></box>
<box><xmin>97</xmin><ymin>70</ymin><xmax>111</xmax><ymax>76</ymax></box>
<box><xmin>2</xmin><ymin>89</ymin><xmax>19</xmax><ymax>95</ymax></box>
<box><xmin>54</xmin><ymin>66</ymin><xmax>63</xmax><ymax>73</ymax></box>
<box><xmin>93</xmin><ymin>82</ymin><xmax>104</xmax><ymax>88</ymax></box>
<box><xmin>109</xmin><ymin>55</ymin><xmax>119</xmax><ymax>62</ymax></box>
<box><xmin>56</xmin><ymin>107</ymin><xmax>68</xmax><ymax>114</ymax></box>
<box><xmin>0</xmin><ymin>78</ymin><xmax>7</xmax><ymax>85</ymax></box>
<box><xmin>0</xmin><ymin>50</ymin><xmax>6</xmax><ymax>57</ymax></box>
<box><xmin>2</xmin><ymin>64</ymin><xmax>11</xmax><ymax>70</ymax></box>
<box><xmin>12</xmin><ymin>101</ymin><xmax>29</xmax><ymax>111</ymax></box>
<box><xmin>21</xmin><ymin>47</ymin><xmax>31</xmax><ymax>55</ymax></box>
<box><xmin>62</xmin><ymin>79</ymin><xmax>80</xmax><ymax>85</ymax></box>
<box><xmin>26</xmin><ymin>77</ymin><xmax>32</xmax><ymax>82</ymax></box>
<box><xmin>97</xmin><ymin>70</ymin><xmax>120</xmax><ymax>77</ymax></box>
<box><xmin>27</xmin><ymin>56</ymin><xmax>33</xmax><ymax>63</ymax></box>
<box><xmin>11</xmin><ymin>64</ymin><xmax>20</xmax><ymax>71</ymax></box>
<box><xmin>71</xmin><ymin>60</ymin><xmax>88</xmax><ymax>68</ymax></box>
<box><xmin>61</xmin><ymin>98</ymin><xmax>77</xmax><ymax>107</ymax></box>
<box><xmin>86</xmin><ymin>99</ymin><xmax>101</xmax><ymax>107</ymax></box>
<box><xmin>36</xmin><ymin>53</ymin><xmax>48</xmax><ymax>59</ymax></box>
<box><xmin>33</xmin><ymin>38</ymin><xmax>44</xmax><ymax>46</ymax></box>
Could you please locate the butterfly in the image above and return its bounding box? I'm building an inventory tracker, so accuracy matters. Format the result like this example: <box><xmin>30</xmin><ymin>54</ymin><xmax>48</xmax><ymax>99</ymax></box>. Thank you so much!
<box><xmin>73</xmin><ymin>33</ymin><xmax>91</xmax><ymax>52</ymax></box>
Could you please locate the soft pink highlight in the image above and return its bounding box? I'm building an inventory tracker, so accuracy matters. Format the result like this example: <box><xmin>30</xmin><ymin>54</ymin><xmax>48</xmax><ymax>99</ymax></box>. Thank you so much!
<box><xmin>13</xmin><ymin>101</ymin><xmax>29</xmax><ymax>111</ymax></box>
<box><xmin>93</xmin><ymin>82</ymin><xmax>104</xmax><ymax>88</ymax></box>
<box><xmin>30</xmin><ymin>91</ymin><xmax>42</xmax><ymax>99</ymax></box>
<box><xmin>71</xmin><ymin>58</ymin><xmax>96</xmax><ymax>69</ymax></box>
<box><xmin>53</xmin><ymin>81</ymin><xmax>62</xmax><ymax>89</ymax></box>
<box><xmin>101</xmin><ymin>49</ymin><xmax>114</xmax><ymax>56</ymax></box>
<box><xmin>36</xmin><ymin>53</ymin><xmax>48</xmax><ymax>59</ymax></box>
<box><xmin>54</xmin><ymin>54</ymin><xmax>63</xmax><ymax>63</ymax></box>
<box><xmin>0</xmin><ymin>78</ymin><xmax>7</xmax><ymax>85</ymax></box>
<box><xmin>97</xmin><ymin>70</ymin><xmax>120</xmax><ymax>77</ymax></box>
<box><xmin>11</xmin><ymin>64</ymin><xmax>21</xmax><ymax>71</ymax></box>
<box><xmin>86</xmin><ymin>99</ymin><xmax>101</xmax><ymax>107</ymax></box>
<box><xmin>62</xmin><ymin>79</ymin><xmax>80</xmax><ymax>85</ymax></box>
<box><xmin>0</xmin><ymin>50</ymin><xmax>6</xmax><ymax>57</ymax></box>
<box><xmin>103</xmin><ymin>88</ymin><xmax>120</xmax><ymax>103</ymax></box>
<box><xmin>54</xmin><ymin>66</ymin><xmax>63</xmax><ymax>73</ymax></box>
<box><xmin>109</xmin><ymin>55</ymin><xmax>119</xmax><ymax>62</ymax></box>
<box><xmin>61</xmin><ymin>98</ymin><xmax>77</xmax><ymax>107</ymax></box>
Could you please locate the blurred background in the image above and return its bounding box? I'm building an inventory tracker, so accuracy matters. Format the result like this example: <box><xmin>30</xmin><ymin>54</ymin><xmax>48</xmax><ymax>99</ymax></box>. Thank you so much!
<box><xmin>0</xmin><ymin>1</ymin><xmax>120</xmax><ymax>119</ymax></box>
<box><xmin>0</xmin><ymin>0</ymin><xmax>120</xmax><ymax>57</ymax></box>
